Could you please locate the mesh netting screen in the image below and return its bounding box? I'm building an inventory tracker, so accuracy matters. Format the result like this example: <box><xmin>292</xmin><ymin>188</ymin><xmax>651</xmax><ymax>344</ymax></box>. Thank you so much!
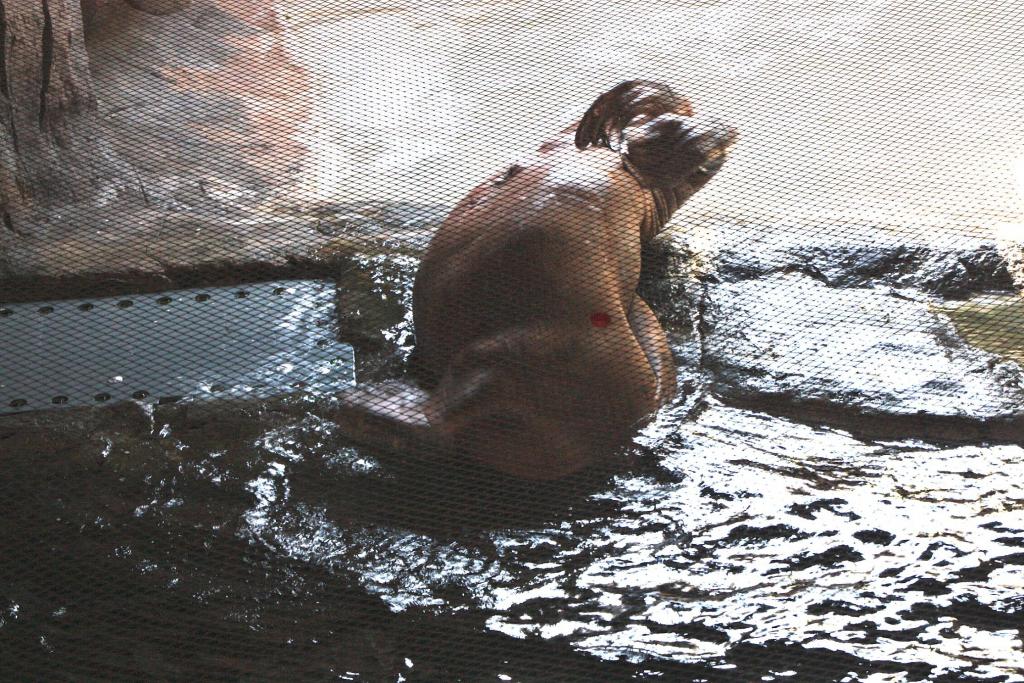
<box><xmin>1</xmin><ymin>0</ymin><xmax>1023</xmax><ymax>680</ymax></box>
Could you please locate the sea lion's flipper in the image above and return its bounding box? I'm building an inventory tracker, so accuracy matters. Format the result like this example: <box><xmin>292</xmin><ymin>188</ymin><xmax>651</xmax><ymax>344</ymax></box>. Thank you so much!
<box><xmin>627</xmin><ymin>296</ymin><xmax>677</xmax><ymax>407</ymax></box>
<box><xmin>331</xmin><ymin>380</ymin><xmax>444</xmax><ymax>456</ymax></box>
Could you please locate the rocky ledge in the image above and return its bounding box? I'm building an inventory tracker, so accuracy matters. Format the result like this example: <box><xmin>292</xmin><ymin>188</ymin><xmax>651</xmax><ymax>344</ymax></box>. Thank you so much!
<box><xmin>2</xmin><ymin>202</ymin><xmax>1021</xmax><ymax>446</ymax></box>
<box><xmin>642</xmin><ymin>217</ymin><xmax>1024</xmax><ymax>443</ymax></box>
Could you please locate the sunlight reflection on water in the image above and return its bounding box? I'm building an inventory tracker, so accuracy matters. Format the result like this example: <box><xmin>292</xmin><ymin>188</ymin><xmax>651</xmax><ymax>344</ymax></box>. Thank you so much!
<box><xmin>225</xmin><ymin>401</ymin><xmax>1024</xmax><ymax>679</ymax></box>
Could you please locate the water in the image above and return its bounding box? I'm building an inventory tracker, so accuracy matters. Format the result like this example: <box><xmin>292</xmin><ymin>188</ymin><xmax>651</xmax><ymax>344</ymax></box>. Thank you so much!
<box><xmin>1</xmin><ymin>252</ymin><xmax>1022</xmax><ymax>679</ymax></box>
<box><xmin>2</xmin><ymin>390</ymin><xmax>1022</xmax><ymax>679</ymax></box>
<box><xmin>940</xmin><ymin>294</ymin><xmax>1024</xmax><ymax>368</ymax></box>
<box><xmin>93</xmin><ymin>0</ymin><xmax>1024</xmax><ymax>241</ymax></box>
<box><xmin>279</xmin><ymin>0</ymin><xmax>1024</xmax><ymax>235</ymax></box>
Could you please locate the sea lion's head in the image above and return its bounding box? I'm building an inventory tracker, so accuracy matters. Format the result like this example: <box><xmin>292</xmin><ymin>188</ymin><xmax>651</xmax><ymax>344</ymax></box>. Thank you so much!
<box><xmin>623</xmin><ymin>112</ymin><xmax>738</xmax><ymax>195</ymax></box>
<box><xmin>575</xmin><ymin>80</ymin><xmax>737</xmax><ymax>226</ymax></box>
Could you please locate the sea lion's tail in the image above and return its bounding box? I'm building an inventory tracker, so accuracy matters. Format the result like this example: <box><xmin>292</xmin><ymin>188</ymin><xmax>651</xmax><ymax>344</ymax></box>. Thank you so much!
<box><xmin>574</xmin><ymin>80</ymin><xmax>692</xmax><ymax>151</ymax></box>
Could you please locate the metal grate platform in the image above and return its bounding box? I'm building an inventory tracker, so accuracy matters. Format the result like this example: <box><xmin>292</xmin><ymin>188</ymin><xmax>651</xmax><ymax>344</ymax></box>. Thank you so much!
<box><xmin>0</xmin><ymin>280</ymin><xmax>354</xmax><ymax>414</ymax></box>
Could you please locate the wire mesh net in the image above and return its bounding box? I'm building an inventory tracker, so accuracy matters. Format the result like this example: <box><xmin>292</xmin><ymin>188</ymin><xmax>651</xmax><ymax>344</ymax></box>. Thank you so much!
<box><xmin>1</xmin><ymin>0</ymin><xmax>1023</xmax><ymax>680</ymax></box>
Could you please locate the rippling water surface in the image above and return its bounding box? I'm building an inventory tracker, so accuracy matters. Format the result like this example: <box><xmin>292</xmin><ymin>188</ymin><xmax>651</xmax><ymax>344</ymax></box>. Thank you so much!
<box><xmin>2</xmin><ymin>360</ymin><xmax>1022</xmax><ymax>679</ymax></box>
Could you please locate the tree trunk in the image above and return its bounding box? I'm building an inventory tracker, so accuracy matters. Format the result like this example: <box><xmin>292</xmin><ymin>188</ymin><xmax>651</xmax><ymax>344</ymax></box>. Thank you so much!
<box><xmin>0</xmin><ymin>0</ymin><xmax>131</xmax><ymax>238</ymax></box>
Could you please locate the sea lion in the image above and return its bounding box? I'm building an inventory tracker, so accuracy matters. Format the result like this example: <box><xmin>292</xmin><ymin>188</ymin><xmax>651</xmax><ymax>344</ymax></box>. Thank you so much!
<box><xmin>334</xmin><ymin>80</ymin><xmax>736</xmax><ymax>479</ymax></box>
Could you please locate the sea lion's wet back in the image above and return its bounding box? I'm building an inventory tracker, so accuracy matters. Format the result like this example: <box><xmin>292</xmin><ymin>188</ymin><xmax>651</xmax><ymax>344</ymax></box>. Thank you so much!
<box><xmin>337</xmin><ymin>81</ymin><xmax>736</xmax><ymax>480</ymax></box>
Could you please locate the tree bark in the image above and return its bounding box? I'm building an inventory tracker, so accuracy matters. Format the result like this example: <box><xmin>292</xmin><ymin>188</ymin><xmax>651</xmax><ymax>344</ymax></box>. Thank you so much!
<box><xmin>0</xmin><ymin>0</ymin><xmax>131</xmax><ymax>238</ymax></box>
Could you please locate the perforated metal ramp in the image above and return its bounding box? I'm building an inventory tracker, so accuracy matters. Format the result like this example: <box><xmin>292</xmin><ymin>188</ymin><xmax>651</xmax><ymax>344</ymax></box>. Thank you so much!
<box><xmin>0</xmin><ymin>280</ymin><xmax>354</xmax><ymax>414</ymax></box>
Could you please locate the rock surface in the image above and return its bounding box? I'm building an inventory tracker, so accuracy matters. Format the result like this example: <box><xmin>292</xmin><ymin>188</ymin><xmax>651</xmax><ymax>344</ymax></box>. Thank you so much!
<box><xmin>0</xmin><ymin>202</ymin><xmax>440</xmax><ymax>302</ymax></box>
<box><xmin>701</xmin><ymin>216</ymin><xmax>1022</xmax><ymax>297</ymax></box>
<box><xmin>702</xmin><ymin>272</ymin><xmax>1024</xmax><ymax>439</ymax></box>
<box><xmin>625</xmin><ymin>209</ymin><xmax>1022</xmax><ymax>442</ymax></box>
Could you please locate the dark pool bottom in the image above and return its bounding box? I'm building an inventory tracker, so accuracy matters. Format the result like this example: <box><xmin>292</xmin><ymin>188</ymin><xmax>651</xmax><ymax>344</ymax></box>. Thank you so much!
<box><xmin>1</xmin><ymin>383</ymin><xmax>1021</xmax><ymax>681</ymax></box>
